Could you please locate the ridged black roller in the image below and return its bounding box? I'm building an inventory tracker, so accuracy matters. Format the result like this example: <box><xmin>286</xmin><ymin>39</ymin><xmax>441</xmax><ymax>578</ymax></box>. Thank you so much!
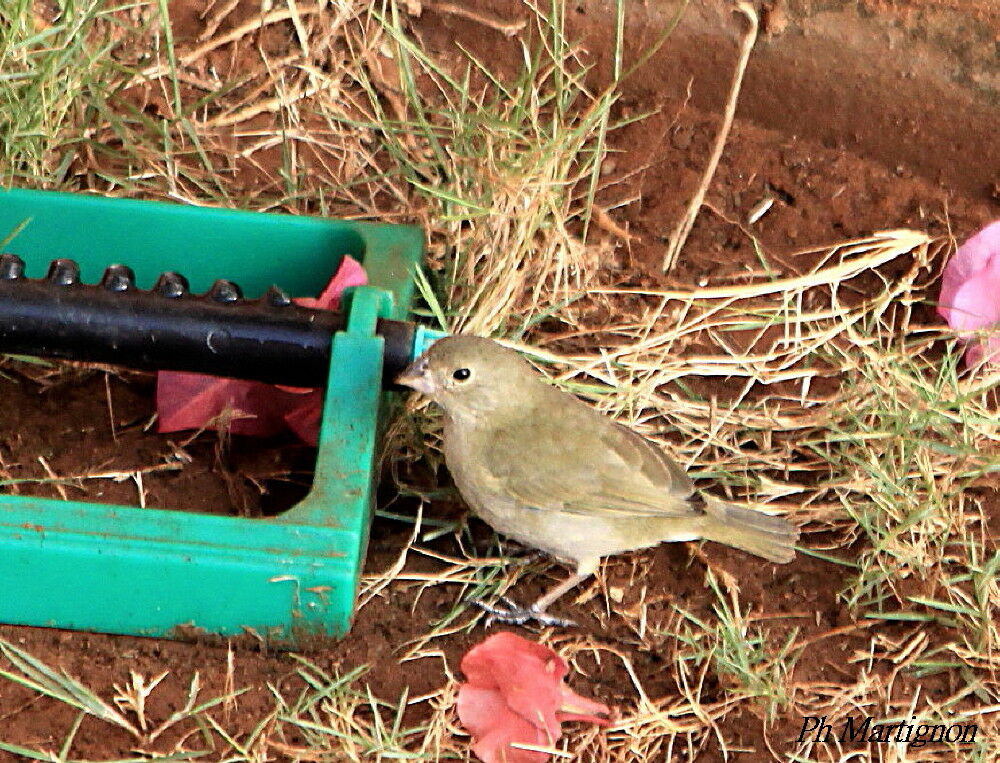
<box><xmin>0</xmin><ymin>256</ymin><xmax>417</xmax><ymax>388</ymax></box>
<box><xmin>154</xmin><ymin>271</ymin><xmax>189</xmax><ymax>298</ymax></box>
<box><xmin>101</xmin><ymin>265</ymin><xmax>136</xmax><ymax>293</ymax></box>
<box><xmin>209</xmin><ymin>279</ymin><xmax>242</xmax><ymax>303</ymax></box>
<box><xmin>265</xmin><ymin>285</ymin><xmax>293</xmax><ymax>307</ymax></box>
<box><xmin>0</xmin><ymin>254</ymin><xmax>25</xmax><ymax>280</ymax></box>
<box><xmin>47</xmin><ymin>259</ymin><xmax>80</xmax><ymax>286</ymax></box>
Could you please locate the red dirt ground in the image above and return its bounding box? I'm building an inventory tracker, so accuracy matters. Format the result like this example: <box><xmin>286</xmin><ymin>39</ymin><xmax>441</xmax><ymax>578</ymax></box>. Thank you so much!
<box><xmin>1</xmin><ymin>0</ymin><xmax>997</xmax><ymax>760</ymax></box>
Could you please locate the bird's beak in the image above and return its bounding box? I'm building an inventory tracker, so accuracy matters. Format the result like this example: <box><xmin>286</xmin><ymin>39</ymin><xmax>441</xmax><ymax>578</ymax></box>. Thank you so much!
<box><xmin>395</xmin><ymin>354</ymin><xmax>435</xmax><ymax>395</ymax></box>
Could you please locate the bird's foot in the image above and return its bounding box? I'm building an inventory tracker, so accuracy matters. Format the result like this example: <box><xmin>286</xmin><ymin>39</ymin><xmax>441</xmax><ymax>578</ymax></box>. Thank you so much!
<box><xmin>471</xmin><ymin>596</ymin><xmax>577</xmax><ymax>629</ymax></box>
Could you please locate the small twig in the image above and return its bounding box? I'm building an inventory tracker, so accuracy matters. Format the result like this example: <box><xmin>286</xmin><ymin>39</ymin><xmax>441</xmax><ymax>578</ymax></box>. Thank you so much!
<box><xmin>286</xmin><ymin>0</ymin><xmax>311</xmax><ymax>58</ymax></box>
<box><xmin>66</xmin><ymin>463</ymin><xmax>184</xmax><ymax>482</ymax></box>
<box><xmin>104</xmin><ymin>373</ymin><xmax>117</xmax><ymax>444</ymax></box>
<box><xmin>133</xmin><ymin>3</ymin><xmax>326</xmax><ymax>85</ymax></box>
<box><xmin>268</xmin><ymin>742</ymin><xmax>325</xmax><ymax>762</ymax></box>
<box><xmin>198</xmin><ymin>0</ymin><xmax>241</xmax><ymax>41</ymax></box>
<box><xmin>38</xmin><ymin>456</ymin><xmax>68</xmax><ymax>501</ymax></box>
<box><xmin>133</xmin><ymin>471</ymin><xmax>146</xmax><ymax>509</ymax></box>
<box><xmin>791</xmin><ymin>620</ymin><xmax>877</xmax><ymax>652</ymax></box>
<box><xmin>428</xmin><ymin>2</ymin><xmax>526</xmax><ymax>37</ymax></box>
<box><xmin>222</xmin><ymin>645</ymin><xmax>236</xmax><ymax>726</ymax></box>
<box><xmin>592</xmin><ymin>205</ymin><xmax>640</xmax><ymax>242</ymax></box>
<box><xmin>206</xmin><ymin>82</ymin><xmax>321</xmax><ymax>128</ymax></box>
<box><xmin>662</xmin><ymin>2</ymin><xmax>758</xmax><ymax>272</ymax></box>
<box><xmin>686</xmin><ymin>543</ymin><xmax>740</xmax><ymax>595</ymax></box>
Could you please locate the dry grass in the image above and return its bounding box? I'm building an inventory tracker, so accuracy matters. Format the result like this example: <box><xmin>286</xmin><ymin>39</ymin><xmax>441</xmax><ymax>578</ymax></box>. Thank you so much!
<box><xmin>0</xmin><ymin>0</ymin><xmax>997</xmax><ymax>761</ymax></box>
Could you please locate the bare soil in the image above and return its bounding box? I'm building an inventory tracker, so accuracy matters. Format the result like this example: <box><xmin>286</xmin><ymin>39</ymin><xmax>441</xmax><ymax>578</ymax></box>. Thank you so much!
<box><xmin>1</xmin><ymin>0</ymin><xmax>998</xmax><ymax>760</ymax></box>
<box><xmin>0</xmin><ymin>365</ymin><xmax>314</xmax><ymax>516</ymax></box>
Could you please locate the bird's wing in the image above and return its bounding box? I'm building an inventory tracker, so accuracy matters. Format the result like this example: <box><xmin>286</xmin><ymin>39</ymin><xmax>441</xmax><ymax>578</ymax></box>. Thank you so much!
<box><xmin>483</xmin><ymin>403</ymin><xmax>699</xmax><ymax>520</ymax></box>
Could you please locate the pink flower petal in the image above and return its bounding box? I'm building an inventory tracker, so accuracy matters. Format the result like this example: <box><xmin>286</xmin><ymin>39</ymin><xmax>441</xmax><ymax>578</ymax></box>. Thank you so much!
<box><xmin>557</xmin><ymin>684</ymin><xmax>613</xmax><ymax>725</ymax></box>
<box><xmin>457</xmin><ymin>685</ymin><xmax>550</xmax><ymax>763</ymax></box>
<box><xmin>156</xmin><ymin>372</ymin><xmax>303</xmax><ymax>437</ymax></box>
<box><xmin>282</xmin><ymin>391</ymin><xmax>324</xmax><ymax>446</ymax></box>
<box><xmin>460</xmin><ymin>632</ymin><xmax>566</xmax><ymax>738</ymax></box>
<box><xmin>457</xmin><ymin>632</ymin><xmax>611</xmax><ymax>763</ymax></box>
<box><xmin>156</xmin><ymin>256</ymin><xmax>367</xmax><ymax>443</ymax></box>
<box><xmin>295</xmin><ymin>255</ymin><xmax>368</xmax><ymax>310</ymax></box>
<box><xmin>938</xmin><ymin>220</ymin><xmax>1000</xmax><ymax>366</ymax></box>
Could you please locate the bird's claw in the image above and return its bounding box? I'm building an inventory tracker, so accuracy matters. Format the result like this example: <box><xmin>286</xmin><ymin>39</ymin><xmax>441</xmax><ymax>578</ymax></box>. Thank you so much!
<box><xmin>471</xmin><ymin>597</ymin><xmax>577</xmax><ymax>629</ymax></box>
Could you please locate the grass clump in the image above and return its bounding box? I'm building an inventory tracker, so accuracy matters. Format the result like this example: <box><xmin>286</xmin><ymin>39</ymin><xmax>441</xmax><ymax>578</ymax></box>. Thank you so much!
<box><xmin>0</xmin><ymin>0</ymin><xmax>125</xmax><ymax>187</ymax></box>
<box><xmin>810</xmin><ymin>318</ymin><xmax>1000</xmax><ymax>690</ymax></box>
<box><xmin>672</xmin><ymin>571</ymin><xmax>801</xmax><ymax>718</ymax></box>
<box><xmin>270</xmin><ymin>656</ymin><xmax>455</xmax><ymax>761</ymax></box>
<box><xmin>819</xmin><ymin>329</ymin><xmax>997</xmax><ymax>611</ymax></box>
<box><xmin>348</xmin><ymin>1</ymin><xmax>626</xmax><ymax>336</ymax></box>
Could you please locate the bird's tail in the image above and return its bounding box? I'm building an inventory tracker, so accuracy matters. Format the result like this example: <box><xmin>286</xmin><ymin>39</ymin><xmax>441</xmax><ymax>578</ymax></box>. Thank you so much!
<box><xmin>697</xmin><ymin>495</ymin><xmax>798</xmax><ymax>563</ymax></box>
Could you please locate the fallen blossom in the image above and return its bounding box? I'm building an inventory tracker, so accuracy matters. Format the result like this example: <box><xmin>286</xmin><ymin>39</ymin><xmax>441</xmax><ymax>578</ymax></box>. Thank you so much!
<box><xmin>156</xmin><ymin>256</ymin><xmax>367</xmax><ymax>445</ymax></box>
<box><xmin>937</xmin><ymin>220</ymin><xmax>1000</xmax><ymax>366</ymax></box>
<box><xmin>457</xmin><ymin>632</ymin><xmax>611</xmax><ymax>763</ymax></box>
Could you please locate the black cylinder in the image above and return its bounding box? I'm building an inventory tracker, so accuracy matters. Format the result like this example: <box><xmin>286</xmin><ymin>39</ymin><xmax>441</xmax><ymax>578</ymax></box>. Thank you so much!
<box><xmin>0</xmin><ymin>255</ymin><xmax>416</xmax><ymax>388</ymax></box>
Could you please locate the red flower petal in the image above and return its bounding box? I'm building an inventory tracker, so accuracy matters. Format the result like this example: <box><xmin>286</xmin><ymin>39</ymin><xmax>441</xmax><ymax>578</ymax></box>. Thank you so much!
<box><xmin>282</xmin><ymin>391</ymin><xmax>324</xmax><ymax>446</ymax></box>
<box><xmin>156</xmin><ymin>373</ymin><xmax>304</xmax><ymax>437</ymax></box>
<box><xmin>295</xmin><ymin>254</ymin><xmax>367</xmax><ymax>310</ymax></box>
<box><xmin>557</xmin><ymin>684</ymin><xmax>613</xmax><ymax>725</ymax></box>
<box><xmin>457</xmin><ymin>685</ymin><xmax>550</xmax><ymax>763</ymax></box>
<box><xmin>156</xmin><ymin>256</ymin><xmax>366</xmax><ymax>444</ymax></box>
<box><xmin>457</xmin><ymin>632</ymin><xmax>611</xmax><ymax>763</ymax></box>
<box><xmin>460</xmin><ymin>632</ymin><xmax>566</xmax><ymax>737</ymax></box>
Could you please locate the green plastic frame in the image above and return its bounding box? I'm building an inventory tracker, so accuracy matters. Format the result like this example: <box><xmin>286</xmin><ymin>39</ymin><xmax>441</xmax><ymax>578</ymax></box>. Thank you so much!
<box><xmin>0</xmin><ymin>189</ymin><xmax>424</xmax><ymax>645</ymax></box>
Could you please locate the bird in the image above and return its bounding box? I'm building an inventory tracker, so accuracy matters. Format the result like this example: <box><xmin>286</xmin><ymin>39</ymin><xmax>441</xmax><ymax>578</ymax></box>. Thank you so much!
<box><xmin>396</xmin><ymin>335</ymin><xmax>798</xmax><ymax>626</ymax></box>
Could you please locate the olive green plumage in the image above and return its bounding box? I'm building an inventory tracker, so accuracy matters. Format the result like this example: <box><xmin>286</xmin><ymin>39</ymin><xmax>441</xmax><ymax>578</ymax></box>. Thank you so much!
<box><xmin>397</xmin><ymin>335</ymin><xmax>798</xmax><ymax>622</ymax></box>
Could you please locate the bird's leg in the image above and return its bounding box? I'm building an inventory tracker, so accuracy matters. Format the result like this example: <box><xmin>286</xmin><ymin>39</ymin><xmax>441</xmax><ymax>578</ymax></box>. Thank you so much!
<box><xmin>530</xmin><ymin>571</ymin><xmax>591</xmax><ymax>613</ymax></box>
<box><xmin>473</xmin><ymin>566</ymin><xmax>594</xmax><ymax>628</ymax></box>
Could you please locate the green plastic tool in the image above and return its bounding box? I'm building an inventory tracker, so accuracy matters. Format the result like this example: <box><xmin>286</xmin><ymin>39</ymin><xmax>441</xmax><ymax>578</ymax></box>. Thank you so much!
<box><xmin>0</xmin><ymin>188</ymin><xmax>432</xmax><ymax>646</ymax></box>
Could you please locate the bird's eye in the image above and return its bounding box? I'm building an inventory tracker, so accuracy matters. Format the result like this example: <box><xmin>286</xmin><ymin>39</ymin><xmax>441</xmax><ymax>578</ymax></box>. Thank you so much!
<box><xmin>452</xmin><ymin>368</ymin><xmax>472</xmax><ymax>382</ymax></box>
